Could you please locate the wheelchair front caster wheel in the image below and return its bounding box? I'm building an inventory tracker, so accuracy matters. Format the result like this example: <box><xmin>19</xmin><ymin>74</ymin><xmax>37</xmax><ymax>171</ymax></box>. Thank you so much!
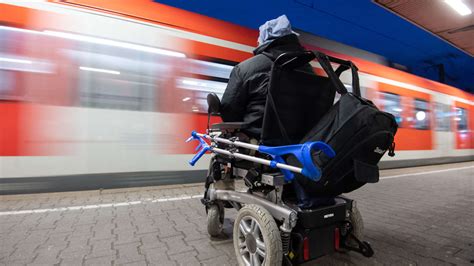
<box><xmin>233</xmin><ymin>204</ymin><xmax>282</xmax><ymax>266</ymax></box>
<box><xmin>360</xmin><ymin>241</ymin><xmax>374</xmax><ymax>257</ymax></box>
<box><xmin>207</xmin><ymin>204</ymin><xmax>224</xmax><ymax>237</ymax></box>
<box><xmin>340</xmin><ymin>202</ymin><xmax>365</xmax><ymax>253</ymax></box>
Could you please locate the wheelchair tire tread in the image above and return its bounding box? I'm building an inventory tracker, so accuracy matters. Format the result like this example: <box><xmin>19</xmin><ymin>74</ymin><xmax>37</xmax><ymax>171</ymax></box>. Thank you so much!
<box><xmin>207</xmin><ymin>204</ymin><xmax>224</xmax><ymax>237</ymax></box>
<box><xmin>233</xmin><ymin>204</ymin><xmax>283</xmax><ymax>265</ymax></box>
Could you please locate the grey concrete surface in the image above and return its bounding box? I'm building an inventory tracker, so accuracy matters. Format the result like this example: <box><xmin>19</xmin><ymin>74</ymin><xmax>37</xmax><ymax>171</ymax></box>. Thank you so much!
<box><xmin>0</xmin><ymin>162</ymin><xmax>473</xmax><ymax>265</ymax></box>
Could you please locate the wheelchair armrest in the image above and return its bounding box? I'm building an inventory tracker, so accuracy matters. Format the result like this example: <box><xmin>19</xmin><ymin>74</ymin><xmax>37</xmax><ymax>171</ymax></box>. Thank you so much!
<box><xmin>211</xmin><ymin>122</ymin><xmax>248</xmax><ymax>130</ymax></box>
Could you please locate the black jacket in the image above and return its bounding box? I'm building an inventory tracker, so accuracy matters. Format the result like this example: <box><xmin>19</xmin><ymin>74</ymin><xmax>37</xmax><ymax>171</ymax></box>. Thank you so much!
<box><xmin>220</xmin><ymin>34</ymin><xmax>311</xmax><ymax>137</ymax></box>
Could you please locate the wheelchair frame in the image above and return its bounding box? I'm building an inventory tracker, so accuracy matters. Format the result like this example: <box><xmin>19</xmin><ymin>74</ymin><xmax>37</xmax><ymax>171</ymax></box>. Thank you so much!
<box><xmin>188</xmin><ymin>125</ymin><xmax>374</xmax><ymax>265</ymax></box>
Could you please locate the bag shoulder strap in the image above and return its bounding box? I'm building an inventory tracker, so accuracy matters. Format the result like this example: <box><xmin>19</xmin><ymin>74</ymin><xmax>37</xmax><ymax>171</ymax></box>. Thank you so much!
<box><xmin>314</xmin><ymin>51</ymin><xmax>361</xmax><ymax>96</ymax></box>
<box><xmin>262</xmin><ymin>54</ymin><xmax>291</xmax><ymax>144</ymax></box>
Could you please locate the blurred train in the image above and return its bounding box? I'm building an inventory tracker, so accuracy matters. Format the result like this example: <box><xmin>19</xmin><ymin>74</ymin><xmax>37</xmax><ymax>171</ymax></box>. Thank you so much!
<box><xmin>0</xmin><ymin>0</ymin><xmax>472</xmax><ymax>193</ymax></box>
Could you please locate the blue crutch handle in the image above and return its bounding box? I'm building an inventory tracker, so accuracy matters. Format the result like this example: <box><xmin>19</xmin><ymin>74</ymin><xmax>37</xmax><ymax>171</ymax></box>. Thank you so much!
<box><xmin>259</xmin><ymin>141</ymin><xmax>335</xmax><ymax>182</ymax></box>
<box><xmin>186</xmin><ymin>131</ymin><xmax>211</xmax><ymax>166</ymax></box>
<box><xmin>300</xmin><ymin>141</ymin><xmax>336</xmax><ymax>180</ymax></box>
<box><xmin>189</xmin><ymin>145</ymin><xmax>210</xmax><ymax>166</ymax></box>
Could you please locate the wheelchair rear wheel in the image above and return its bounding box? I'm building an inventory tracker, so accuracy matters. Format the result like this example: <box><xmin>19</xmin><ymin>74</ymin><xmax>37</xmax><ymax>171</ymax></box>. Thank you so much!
<box><xmin>233</xmin><ymin>204</ymin><xmax>282</xmax><ymax>266</ymax></box>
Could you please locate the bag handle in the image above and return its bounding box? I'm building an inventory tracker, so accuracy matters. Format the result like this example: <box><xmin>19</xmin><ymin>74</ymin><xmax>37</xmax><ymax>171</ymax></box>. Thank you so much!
<box><xmin>262</xmin><ymin>50</ymin><xmax>360</xmax><ymax>96</ymax></box>
<box><xmin>274</xmin><ymin>51</ymin><xmax>316</xmax><ymax>69</ymax></box>
<box><xmin>314</xmin><ymin>51</ymin><xmax>361</xmax><ymax>96</ymax></box>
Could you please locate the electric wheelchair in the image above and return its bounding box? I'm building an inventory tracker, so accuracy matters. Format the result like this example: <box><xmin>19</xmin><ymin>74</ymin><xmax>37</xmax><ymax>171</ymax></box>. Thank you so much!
<box><xmin>186</xmin><ymin>51</ymin><xmax>375</xmax><ymax>265</ymax></box>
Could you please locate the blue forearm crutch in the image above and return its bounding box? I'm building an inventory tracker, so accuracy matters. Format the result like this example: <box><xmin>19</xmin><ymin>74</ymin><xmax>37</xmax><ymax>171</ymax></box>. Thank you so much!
<box><xmin>186</xmin><ymin>131</ymin><xmax>335</xmax><ymax>182</ymax></box>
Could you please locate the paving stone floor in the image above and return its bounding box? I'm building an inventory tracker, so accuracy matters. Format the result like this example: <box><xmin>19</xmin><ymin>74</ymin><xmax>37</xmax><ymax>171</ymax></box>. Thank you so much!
<box><xmin>0</xmin><ymin>162</ymin><xmax>473</xmax><ymax>265</ymax></box>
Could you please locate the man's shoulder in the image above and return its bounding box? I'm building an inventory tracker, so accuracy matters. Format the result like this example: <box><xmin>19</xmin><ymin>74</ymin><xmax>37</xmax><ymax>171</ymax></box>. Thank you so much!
<box><xmin>239</xmin><ymin>53</ymin><xmax>270</xmax><ymax>66</ymax></box>
<box><xmin>235</xmin><ymin>54</ymin><xmax>272</xmax><ymax>77</ymax></box>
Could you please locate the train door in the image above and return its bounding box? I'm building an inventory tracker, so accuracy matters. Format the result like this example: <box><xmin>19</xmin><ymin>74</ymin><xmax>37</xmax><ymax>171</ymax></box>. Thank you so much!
<box><xmin>453</xmin><ymin>101</ymin><xmax>472</xmax><ymax>150</ymax></box>
<box><xmin>433</xmin><ymin>96</ymin><xmax>453</xmax><ymax>157</ymax></box>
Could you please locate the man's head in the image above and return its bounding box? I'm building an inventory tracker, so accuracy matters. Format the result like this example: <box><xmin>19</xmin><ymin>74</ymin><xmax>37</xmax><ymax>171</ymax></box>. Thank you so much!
<box><xmin>257</xmin><ymin>15</ymin><xmax>296</xmax><ymax>46</ymax></box>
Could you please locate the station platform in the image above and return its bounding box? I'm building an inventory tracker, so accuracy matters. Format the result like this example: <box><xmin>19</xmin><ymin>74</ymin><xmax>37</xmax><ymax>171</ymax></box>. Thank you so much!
<box><xmin>1</xmin><ymin>162</ymin><xmax>473</xmax><ymax>265</ymax></box>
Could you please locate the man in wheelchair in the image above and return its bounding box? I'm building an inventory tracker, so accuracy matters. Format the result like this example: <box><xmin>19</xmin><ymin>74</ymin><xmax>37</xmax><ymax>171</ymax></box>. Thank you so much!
<box><xmin>220</xmin><ymin>14</ymin><xmax>312</xmax><ymax>140</ymax></box>
<box><xmin>217</xmin><ymin>14</ymin><xmax>322</xmax><ymax>203</ymax></box>
<box><xmin>185</xmin><ymin>15</ymin><xmax>397</xmax><ymax>266</ymax></box>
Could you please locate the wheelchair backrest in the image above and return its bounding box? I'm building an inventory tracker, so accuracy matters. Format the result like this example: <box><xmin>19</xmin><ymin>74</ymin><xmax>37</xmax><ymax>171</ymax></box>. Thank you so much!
<box><xmin>260</xmin><ymin>51</ymin><xmax>336</xmax><ymax>146</ymax></box>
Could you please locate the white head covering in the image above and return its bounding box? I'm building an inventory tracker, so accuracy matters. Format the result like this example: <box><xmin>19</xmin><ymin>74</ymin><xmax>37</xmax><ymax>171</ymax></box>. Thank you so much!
<box><xmin>257</xmin><ymin>15</ymin><xmax>296</xmax><ymax>46</ymax></box>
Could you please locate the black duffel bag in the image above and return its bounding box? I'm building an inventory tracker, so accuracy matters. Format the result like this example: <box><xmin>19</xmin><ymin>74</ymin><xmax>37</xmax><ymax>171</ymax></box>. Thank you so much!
<box><xmin>294</xmin><ymin>52</ymin><xmax>398</xmax><ymax>198</ymax></box>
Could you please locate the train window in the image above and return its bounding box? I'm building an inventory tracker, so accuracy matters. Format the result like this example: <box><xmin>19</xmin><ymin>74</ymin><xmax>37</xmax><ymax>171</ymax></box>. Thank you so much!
<box><xmin>70</xmin><ymin>44</ymin><xmax>170</xmax><ymax>111</ymax></box>
<box><xmin>434</xmin><ymin>103</ymin><xmax>451</xmax><ymax>131</ymax></box>
<box><xmin>455</xmin><ymin>107</ymin><xmax>468</xmax><ymax>131</ymax></box>
<box><xmin>380</xmin><ymin>92</ymin><xmax>403</xmax><ymax>125</ymax></box>
<box><xmin>0</xmin><ymin>70</ymin><xmax>15</xmax><ymax>98</ymax></box>
<box><xmin>176</xmin><ymin>77</ymin><xmax>227</xmax><ymax>113</ymax></box>
<box><xmin>0</xmin><ymin>29</ymin><xmax>28</xmax><ymax>100</ymax></box>
<box><xmin>413</xmin><ymin>99</ymin><xmax>430</xmax><ymax>130</ymax></box>
<box><xmin>177</xmin><ymin>58</ymin><xmax>234</xmax><ymax>113</ymax></box>
<box><xmin>184</xmin><ymin>59</ymin><xmax>233</xmax><ymax>80</ymax></box>
<box><xmin>79</xmin><ymin>71</ymin><xmax>156</xmax><ymax>111</ymax></box>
